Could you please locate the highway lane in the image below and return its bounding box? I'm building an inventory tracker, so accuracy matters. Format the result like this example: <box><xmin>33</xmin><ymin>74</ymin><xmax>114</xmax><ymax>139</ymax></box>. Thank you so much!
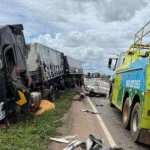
<box><xmin>89</xmin><ymin>96</ymin><xmax>150</xmax><ymax>150</ymax></box>
<box><xmin>84</xmin><ymin>78</ymin><xmax>150</xmax><ymax>150</ymax></box>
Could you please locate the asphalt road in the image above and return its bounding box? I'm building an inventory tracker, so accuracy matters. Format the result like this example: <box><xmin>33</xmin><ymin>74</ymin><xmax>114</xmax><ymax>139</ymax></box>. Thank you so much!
<box><xmin>90</xmin><ymin>96</ymin><xmax>150</xmax><ymax>150</ymax></box>
<box><xmin>85</xmin><ymin>78</ymin><xmax>150</xmax><ymax>150</ymax></box>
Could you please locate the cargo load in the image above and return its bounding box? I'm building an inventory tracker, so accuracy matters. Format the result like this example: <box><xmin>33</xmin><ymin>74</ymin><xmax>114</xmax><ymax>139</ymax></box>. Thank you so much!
<box><xmin>26</xmin><ymin>42</ymin><xmax>64</xmax><ymax>82</ymax></box>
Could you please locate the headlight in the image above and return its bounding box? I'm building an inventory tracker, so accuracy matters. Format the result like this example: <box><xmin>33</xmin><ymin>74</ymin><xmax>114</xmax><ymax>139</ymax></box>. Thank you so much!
<box><xmin>0</xmin><ymin>102</ymin><xmax>5</xmax><ymax>120</ymax></box>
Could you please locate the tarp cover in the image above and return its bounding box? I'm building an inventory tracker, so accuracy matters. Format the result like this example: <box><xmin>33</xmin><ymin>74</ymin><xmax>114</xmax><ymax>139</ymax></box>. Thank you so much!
<box><xmin>26</xmin><ymin>43</ymin><xmax>64</xmax><ymax>81</ymax></box>
<box><xmin>34</xmin><ymin>100</ymin><xmax>55</xmax><ymax>115</ymax></box>
<box><xmin>66</xmin><ymin>56</ymin><xmax>83</xmax><ymax>74</ymax></box>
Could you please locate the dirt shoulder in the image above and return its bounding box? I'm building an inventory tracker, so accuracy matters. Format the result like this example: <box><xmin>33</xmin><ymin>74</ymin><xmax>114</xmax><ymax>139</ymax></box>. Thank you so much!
<box><xmin>49</xmin><ymin>96</ymin><xmax>100</xmax><ymax>150</ymax></box>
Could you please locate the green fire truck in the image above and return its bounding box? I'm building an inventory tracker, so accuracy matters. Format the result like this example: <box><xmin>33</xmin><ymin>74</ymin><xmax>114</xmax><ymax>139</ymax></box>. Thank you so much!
<box><xmin>108</xmin><ymin>21</ymin><xmax>150</xmax><ymax>145</ymax></box>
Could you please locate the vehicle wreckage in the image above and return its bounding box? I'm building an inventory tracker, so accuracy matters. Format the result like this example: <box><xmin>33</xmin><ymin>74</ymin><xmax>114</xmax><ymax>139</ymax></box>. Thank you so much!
<box><xmin>0</xmin><ymin>24</ymin><xmax>84</xmax><ymax>124</ymax></box>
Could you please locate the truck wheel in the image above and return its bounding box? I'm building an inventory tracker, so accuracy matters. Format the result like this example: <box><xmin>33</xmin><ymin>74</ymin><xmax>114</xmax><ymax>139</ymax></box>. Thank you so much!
<box><xmin>96</xmin><ymin>93</ymin><xmax>101</xmax><ymax>97</ymax></box>
<box><xmin>123</xmin><ymin>97</ymin><xmax>131</xmax><ymax>129</ymax></box>
<box><xmin>0</xmin><ymin>113</ymin><xmax>5</xmax><ymax>124</ymax></box>
<box><xmin>0</xmin><ymin>103</ymin><xmax>6</xmax><ymax>123</ymax></box>
<box><xmin>130</xmin><ymin>102</ymin><xmax>140</xmax><ymax>142</ymax></box>
<box><xmin>43</xmin><ymin>89</ymin><xmax>51</xmax><ymax>100</ymax></box>
<box><xmin>50</xmin><ymin>86</ymin><xmax>56</xmax><ymax>102</ymax></box>
<box><xmin>109</xmin><ymin>93</ymin><xmax>114</xmax><ymax>107</ymax></box>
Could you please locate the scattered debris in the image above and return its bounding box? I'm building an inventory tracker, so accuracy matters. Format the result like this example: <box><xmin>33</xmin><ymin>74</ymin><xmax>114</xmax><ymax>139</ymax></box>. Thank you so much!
<box><xmin>50</xmin><ymin>135</ymin><xmax>77</xmax><ymax>144</ymax></box>
<box><xmin>63</xmin><ymin>134</ymin><xmax>124</xmax><ymax>150</ymax></box>
<box><xmin>50</xmin><ymin>138</ymin><xmax>69</xmax><ymax>144</ymax></box>
<box><xmin>73</xmin><ymin>93</ymin><xmax>85</xmax><ymax>101</ymax></box>
<box><xmin>80</xmin><ymin>93</ymin><xmax>85</xmax><ymax>99</ymax></box>
<box><xmin>63</xmin><ymin>140</ymin><xmax>85</xmax><ymax>150</ymax></box>
<box><xmin>34</xmin><ymin>100</ymin><xmax>55</xmax><ymax>115</ymax></box>
<box><xmin>100</xmin><ymin>93</ymin><xmax>107</xmax><ymax>97</ymax></box>
<box><xmin>62</xmin><ymin>135</ymin><xmax>78</xmax><ymax>140</ymax></box>
<box><xmin>96</xmin><ymin>104</ymin><xmax>103</xmax><ymax>107</ymax></box>
<box><xmin>80</xmin><ymin>109</ymin><xmax>104</xmax><ymax>115</ymax></box>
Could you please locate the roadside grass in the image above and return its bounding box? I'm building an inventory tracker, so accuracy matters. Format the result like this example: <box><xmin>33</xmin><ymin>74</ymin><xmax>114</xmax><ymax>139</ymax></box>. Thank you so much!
<box><xmin>0</xmin><ymin>89</ymin><xmax>74</xmax><ymax>150</ymax></box>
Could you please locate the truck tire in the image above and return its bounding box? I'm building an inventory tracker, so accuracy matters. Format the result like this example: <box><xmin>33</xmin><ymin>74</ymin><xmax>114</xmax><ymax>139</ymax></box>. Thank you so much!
<box><xmin>123</xmin><ymin>97</ymin><xmax>131</xmax><ymax>129</ymax></box>
<box><xmin>15</xmin><ymin>105</ymin><xmax>21</xmax><ymax>122</ymax></box>
<box><xmin>49</xmin><ymin>86</ymin><xmax>56</xmax><ymax>102</ymax></box>
<box><xmin>130</xmin><ymin>102</ymin><xmax>140</xmax><ymax>142</ymax></box>
<box><xmin>109</xmin><ymin>93</ymin><xmax>114</xmax><ymax>107</ymax></box>
<box><xmin>0</xmin><ymin>105</ymin><xmax>6</xmax><ymax>124</ymax></box>
<box><xmin>42</xmin><ymin>89</ymin><xmax>51</xmax><ymax>101</ymax></box>
<box><xmin>0</xmin><ymin>113</ymin><xmax>5</xmax><ymax>124</ymax></box>
<box><xmin>43</xmin><ymin>87</ymin><xmax>56</xmax><ymax>102</ymax></box>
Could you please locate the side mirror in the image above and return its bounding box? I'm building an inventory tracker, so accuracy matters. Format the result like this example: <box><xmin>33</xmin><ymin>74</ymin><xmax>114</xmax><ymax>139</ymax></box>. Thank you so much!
<box><xmin>108</xmin><ymin>58</ymin><xmax>118</xmax><ymax>71</ymax></box>
<box><xmin>108</xmin><ymin>58</ymin><xmax>112</xmax><ymax>68</ymax></box>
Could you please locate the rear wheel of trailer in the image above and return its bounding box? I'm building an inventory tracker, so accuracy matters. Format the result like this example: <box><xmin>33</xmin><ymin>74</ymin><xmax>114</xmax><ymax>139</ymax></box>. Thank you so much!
<box><xmin>43</xmin><ymin>86</ymin><xmax>56</xmax><ymax>102</ymax></box>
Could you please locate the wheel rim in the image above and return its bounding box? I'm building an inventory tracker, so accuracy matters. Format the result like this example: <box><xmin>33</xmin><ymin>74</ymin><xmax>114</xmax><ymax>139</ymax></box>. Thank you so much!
<box><xmin>123</xmin><ymin>104</ymin><xmax>129</xmax><ymax>123</ymax></box>
<box><xmin>133</xmin><ymin>111</ymin><xmax>138</xmax><ymax>132</ymax></box>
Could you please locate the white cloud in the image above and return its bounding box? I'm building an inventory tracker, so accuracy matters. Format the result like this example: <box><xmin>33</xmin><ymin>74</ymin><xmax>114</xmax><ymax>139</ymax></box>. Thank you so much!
<box><xmin>94</xmin><ymin>0</ymin><xmax>147</xmax><ymax>22</ymax></box>
<box><xmin>1</xmin><ymin>0</ymin><xmax>150</xmax><ymax>74</ymax></box>
<box><xmin>33</xmin><ymin>30</ymin><xmax>124</xmax><ymax>74</ymax></box>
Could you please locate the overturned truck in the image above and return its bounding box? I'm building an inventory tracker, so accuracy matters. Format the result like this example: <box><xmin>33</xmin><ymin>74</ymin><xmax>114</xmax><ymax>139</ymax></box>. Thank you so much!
<box><xmin>0</xmin><ymin>25</ymin><xmax>84</xmax><ymax>123</ymax></box>
<box><xmin>0</xmin><ymin>24</ymin><xmax>30</xmax><ymax>123</ymax></box>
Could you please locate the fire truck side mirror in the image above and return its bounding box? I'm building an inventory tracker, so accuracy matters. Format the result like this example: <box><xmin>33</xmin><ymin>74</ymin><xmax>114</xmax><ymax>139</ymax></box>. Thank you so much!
<box><xmin>108</xmin><ymin>58</ymin><xmax>112</xmax><ymax>68</ymax></box>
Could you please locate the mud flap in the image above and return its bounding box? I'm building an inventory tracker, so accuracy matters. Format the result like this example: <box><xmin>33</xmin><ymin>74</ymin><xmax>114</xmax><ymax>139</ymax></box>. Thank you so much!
<box><xmin>14</xmin><ymin>89</ymin><xmax>31</xmax><ymax>115</ymax></box>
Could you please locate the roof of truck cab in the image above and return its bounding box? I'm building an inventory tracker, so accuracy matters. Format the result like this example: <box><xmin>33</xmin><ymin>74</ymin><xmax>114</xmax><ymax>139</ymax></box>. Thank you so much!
<box><xmin>0</xmin><ymin>24</ymin><xmax>23</xmax><ymax>29</ymax></box>
<box><xmin>0</xmin><ymin>24</ymin><xmax>23</xmax><ymax>34</ymax></box>
<box><xmin>0</xmin><ymin>25</ymin><xmax>6</xmax><ymax>28</ymax></box>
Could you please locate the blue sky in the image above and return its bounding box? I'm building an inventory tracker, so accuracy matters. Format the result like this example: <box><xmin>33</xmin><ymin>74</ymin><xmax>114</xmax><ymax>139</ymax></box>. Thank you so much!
<box><xmin>1</xmin><ymin>0</ymin><xmax>150</xmax><ymax>75</ymax></box>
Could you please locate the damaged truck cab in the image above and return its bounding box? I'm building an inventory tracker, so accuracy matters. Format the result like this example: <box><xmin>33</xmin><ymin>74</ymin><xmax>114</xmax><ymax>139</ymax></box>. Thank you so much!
<box><xmin>0</xmin><ymin>24</ymin><xmax>30</xmax><ymax>123</ymax></box>
<box><xmin>0</xmin><ymin>25</ymin><xmax>84</xmax><ymax>124</ymax></box>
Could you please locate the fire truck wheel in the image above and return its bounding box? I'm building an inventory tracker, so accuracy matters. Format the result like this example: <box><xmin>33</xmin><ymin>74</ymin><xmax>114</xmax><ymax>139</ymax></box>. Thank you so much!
<box><xmin>109</xmin><ymin>93</ymin><xmax>114</xmax><ymax>107</ymax></box>
<box><xmin>130</xmin><ymin>102</ymin><xmax>140</xmax><ymax>142</ymax></box>
<box><xmin>123</xmin><ymin>97</ymin><xmax>131</xmax><ymax>129</ymax></box>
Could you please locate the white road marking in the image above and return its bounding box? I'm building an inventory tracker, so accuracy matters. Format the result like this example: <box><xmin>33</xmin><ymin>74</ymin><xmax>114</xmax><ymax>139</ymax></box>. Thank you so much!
<box><xmin>87</xmin><ymin>96</ymin><xmax>117</xmax><ymax>147</ymax></box>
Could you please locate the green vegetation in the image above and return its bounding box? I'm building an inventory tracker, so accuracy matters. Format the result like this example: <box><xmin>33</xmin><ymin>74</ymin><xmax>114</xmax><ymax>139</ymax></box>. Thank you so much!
<box><xmin>0</xmin><ymin>89</ymin><xmax>73</xmax><ymax>150</ymax></box>
<box><xmin>103</xmin><ymin>77</ymin><xmax>110</xmax><ymax>83</ymax></box>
